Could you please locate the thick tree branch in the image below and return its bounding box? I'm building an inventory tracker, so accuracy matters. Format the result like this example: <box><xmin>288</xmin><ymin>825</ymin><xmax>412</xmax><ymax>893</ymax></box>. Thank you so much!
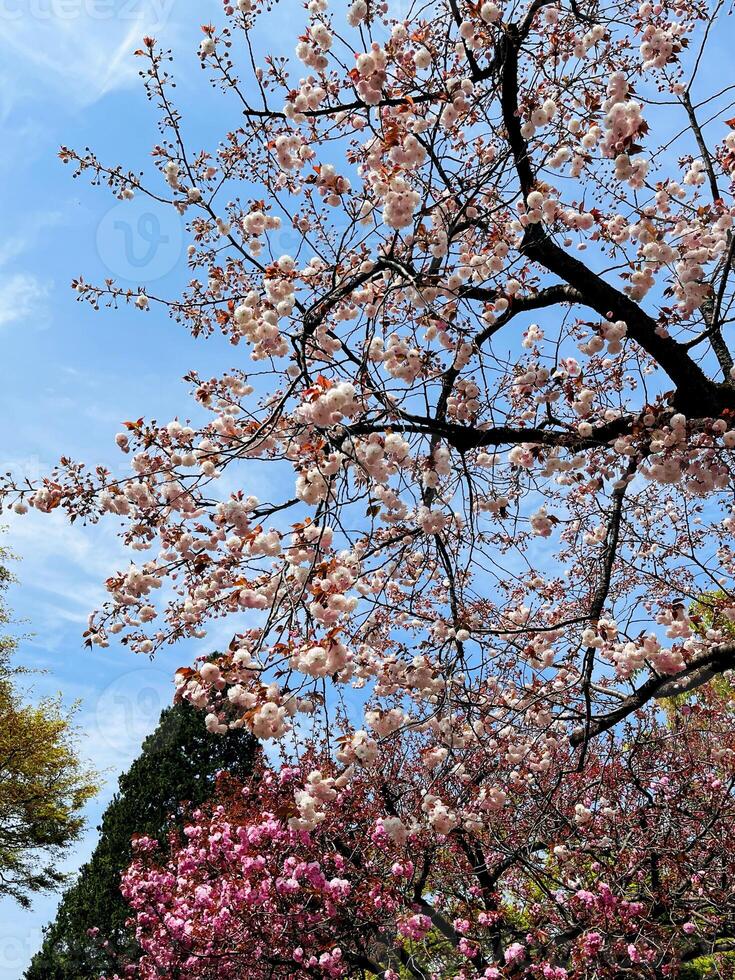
<box><xmin>499</xmin><ymin>14</ymin><xmax>732</xmax><ymax>416</ymax></box>
<box><xmin>570</xmin><ymin>641</ymin><xmax>735</xmax><ymax>747</ymax></box>
<box><xmin>344</xmin><ymin>414</ymin><xmax>633</xmax><ymax>453</ymax></box>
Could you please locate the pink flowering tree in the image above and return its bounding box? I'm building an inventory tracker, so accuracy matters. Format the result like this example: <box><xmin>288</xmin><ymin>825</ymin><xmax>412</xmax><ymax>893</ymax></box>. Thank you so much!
<box><xmin>5</xmin><ymin>0</ymin><xmax>735</xmax><ymax>973</ymax></box>
<box><xmin>114</xmin><ymin>696</ymin><xmax>735</xmax><ymax>978</ymax></box>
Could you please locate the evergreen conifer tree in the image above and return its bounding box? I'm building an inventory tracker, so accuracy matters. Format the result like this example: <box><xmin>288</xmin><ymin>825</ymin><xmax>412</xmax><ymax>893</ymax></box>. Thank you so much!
<box><xmin>26</xmin><ymin>700</ymin><xmax>257</xmax><ymax>979</ymax></box>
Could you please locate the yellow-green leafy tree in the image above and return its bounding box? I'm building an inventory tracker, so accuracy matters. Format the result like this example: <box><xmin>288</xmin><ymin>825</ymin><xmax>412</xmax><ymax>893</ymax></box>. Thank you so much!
<box><xmin>0</xmin><ymin>538</ymin><xmax>97</xmax><ymax>907</ymax></box>
<box><xmin>661</xmin><ymin>591</ymin><xmax>735</xmax><ymax>717</ymax></box>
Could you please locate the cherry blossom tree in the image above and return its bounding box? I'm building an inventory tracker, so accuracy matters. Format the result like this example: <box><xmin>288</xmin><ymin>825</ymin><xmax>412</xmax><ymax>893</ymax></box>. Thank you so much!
<box><xmin>112</xmin><ymin>696</ymin><xmax>735</xmax><ymax>978</ymax></box>
<box><xmin>5</xmin><ymin>0</ymin><xmax>735</xmax><ymax>972</ymax></box>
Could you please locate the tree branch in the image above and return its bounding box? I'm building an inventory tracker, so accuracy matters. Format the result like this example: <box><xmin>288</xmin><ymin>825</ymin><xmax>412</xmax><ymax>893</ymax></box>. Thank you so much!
<box><xmin>570</xmin><ymin>641</ymin><xmax>735</xmax><ymax>747</ymax></box>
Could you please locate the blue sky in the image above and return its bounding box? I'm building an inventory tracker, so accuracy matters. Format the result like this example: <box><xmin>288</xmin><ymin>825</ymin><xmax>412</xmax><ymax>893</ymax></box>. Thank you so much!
<box><xmin>0</xmin><ymin>0</ymin><xmax>733</xmax><ymax>974</ymax></box>
<box><xmin>0</xmin><ymin>1</ymin><xmax>408</xmax><ymax>967</ymax></box>
<box><xmin>0</xmin><ymin>0</ymin><xmax>289</xmax><ymax>972</ymax></box>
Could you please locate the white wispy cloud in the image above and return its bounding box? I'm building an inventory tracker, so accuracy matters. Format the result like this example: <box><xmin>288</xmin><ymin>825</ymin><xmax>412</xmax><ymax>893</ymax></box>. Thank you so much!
<box><xmin>0</xmin><ymin>211</ymin><xmax>64</xmax><ymax>329</ymax></box>
<box><xmin>0</xmin><ymin>1</ymin><xmax>176</xmax><ymax>108</ymax></box>
<box><xmin>0</xmin><ymin>272</ymin><xmax>51</xmax><ymax>329</ymax></box>
<box><xmin>0</xmin><ymin>0</ymin><xmax>227</xmax><ymax>115</ymax></box>
<box><xmin>0</xmin><ymin>210</ymin><xmax>63</xmax><ymax>268</ymax></box>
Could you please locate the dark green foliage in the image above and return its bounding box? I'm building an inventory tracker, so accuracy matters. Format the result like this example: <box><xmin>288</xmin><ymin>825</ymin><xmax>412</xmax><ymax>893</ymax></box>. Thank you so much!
<box><xmin>26</xmin><ymin>700</ymin><xmax>258</xmax><ymax>979</ymax></box>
